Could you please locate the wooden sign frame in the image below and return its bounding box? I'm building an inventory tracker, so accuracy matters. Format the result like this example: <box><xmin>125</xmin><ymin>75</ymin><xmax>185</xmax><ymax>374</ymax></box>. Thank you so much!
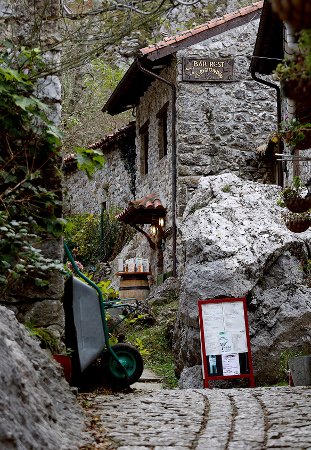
<box><xmin>182</xmin><ymin>57</ymin><xmax>234</xmax><ymax>82</ymax></box>
<box><xmin>198</xmin><ymin>297</ymin><xmax>255</xmax><ymax>388</ymax></box>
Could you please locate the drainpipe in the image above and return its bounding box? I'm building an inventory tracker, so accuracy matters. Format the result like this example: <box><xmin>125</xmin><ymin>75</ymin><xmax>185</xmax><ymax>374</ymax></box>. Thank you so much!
<box><xmin>251</xmin><ymin>70</ymin><xmax>284</xmax><ymax>187</ymax></box>
<box><xmin>137</xmin><ymin>60</ymin><xmax>177</xmax><ymax>277</ymax></box>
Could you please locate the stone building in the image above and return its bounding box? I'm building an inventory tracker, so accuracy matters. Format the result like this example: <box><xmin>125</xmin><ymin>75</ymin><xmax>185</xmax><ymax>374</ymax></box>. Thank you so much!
<box><xmin>65</xmin><ymin>1</ymin><xmax>281</xmax><ymax>279</ymax></box>
<box><xmin>63</xmin><ymin>122</ymin><xmax>136</xmax><ymax>214</ymax></box>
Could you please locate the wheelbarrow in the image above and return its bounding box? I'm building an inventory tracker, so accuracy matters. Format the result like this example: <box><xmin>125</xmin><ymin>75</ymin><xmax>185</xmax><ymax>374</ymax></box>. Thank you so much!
<box><xmin>63</xmin><ymin>242</ymin><xmax>144</xmax><ymax>387</ymax></box>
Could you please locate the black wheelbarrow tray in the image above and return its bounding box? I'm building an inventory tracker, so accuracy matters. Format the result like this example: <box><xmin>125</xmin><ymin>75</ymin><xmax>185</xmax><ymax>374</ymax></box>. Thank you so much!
<box><xmin>63</xmin><ymin>242</ymin><xmax>144</xmax><ymax>387</ymax></box>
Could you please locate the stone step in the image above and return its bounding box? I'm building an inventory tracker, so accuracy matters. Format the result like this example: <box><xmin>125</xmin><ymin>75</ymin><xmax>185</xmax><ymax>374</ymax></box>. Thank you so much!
<box><xmin>138</xmin><ymin>368</ymin><xmax>162</xmax><ymax>383</ymax></box>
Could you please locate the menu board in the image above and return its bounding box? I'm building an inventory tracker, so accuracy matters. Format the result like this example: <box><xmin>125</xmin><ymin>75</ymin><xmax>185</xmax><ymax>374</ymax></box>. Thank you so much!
<box><xmin>198</xmin><ymin>298</ymin><xmax>255</xmax><ymax>388</ymax></box>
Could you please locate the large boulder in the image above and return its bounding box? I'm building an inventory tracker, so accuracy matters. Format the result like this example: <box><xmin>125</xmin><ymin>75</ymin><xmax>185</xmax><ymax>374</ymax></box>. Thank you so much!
<box><xmin>173</xmin><ymin>173</ymin><xmax>311</xmax><ymax>386</ymax></box>
<box><xmin>0</xmin><ymin>306</ymin><xmax>86</xmax><ymax>449</ymax></box>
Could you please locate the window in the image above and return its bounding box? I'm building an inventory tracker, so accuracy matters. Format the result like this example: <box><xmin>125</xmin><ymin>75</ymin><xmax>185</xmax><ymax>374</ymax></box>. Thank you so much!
<box><xmin>157</xmin><ymin>102</ymin><xmax>169</xmax><ymax>160</ymax></box>
<box><xmin>139</xmin><ymin>121</ymin><xmax>149</xmax><ymax>175</ymax></box>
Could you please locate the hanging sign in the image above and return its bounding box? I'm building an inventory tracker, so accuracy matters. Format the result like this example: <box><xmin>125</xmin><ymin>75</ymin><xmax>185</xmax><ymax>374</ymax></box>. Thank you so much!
<box><xmin>198</xmin><ymin>297</ymin><xmax>255</xmax><ymax>388</ymax></box>
<box><xmin>182</xmin><ymin>57</ymin><xmax>234</xmax><ymax>82</ymax></box>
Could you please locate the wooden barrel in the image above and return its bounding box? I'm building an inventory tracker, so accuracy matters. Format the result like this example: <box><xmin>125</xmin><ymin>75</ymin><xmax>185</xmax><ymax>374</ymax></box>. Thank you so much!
<box><xmin>119</xmin><ymin>273</ymin><xmax>150</xmax><ymax>301</ymax></box>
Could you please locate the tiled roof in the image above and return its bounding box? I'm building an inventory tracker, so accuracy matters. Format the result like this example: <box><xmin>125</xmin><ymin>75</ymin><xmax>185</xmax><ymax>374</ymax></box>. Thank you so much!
<box><xmin>139</xmin><ymin>1</ymin><xmax>263</xmax><ymax>60</ymax></box>
<box><xmin>63</xmin><ymin>121</ymin><xmax>135</xmax><ymax>174</ymax></box>
<box><xmin>104</xmin><ymin>2</ymin><xmax>263</xmax><ymax>115</ymax></box>
<box><xmin>117</xmin><ymin>194</ymin><xmax>166</xmax><ymax>225</ymax></box>
<box><xmin>89</xmin><ymin>121</ymin><xmax>135</xmax><ymax>151</ymax></box>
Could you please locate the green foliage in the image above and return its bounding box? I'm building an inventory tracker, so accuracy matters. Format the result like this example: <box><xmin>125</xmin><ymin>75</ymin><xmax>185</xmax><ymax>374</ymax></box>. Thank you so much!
<box><xmin>221</xmin><ymin>184</ymin><xmax>232</xmax><ymax>193</ymax></box>
<box><xmin>62</xmin><ymin>59</ymin><xmax>130</xmax><ymax>151</ymax></box>
<box><xmin>64</xmin><ymin>209</ymin><xmax>135</xmax><ymax>268</ymax></box>
<box><xmin>277</xmin><ymin>176</ymin><xmax>304</xmax><ymax>207</ymax></box>
<box><xmin>64</xmin><ymin>214</ymin><xmax>100</xmax><ymax>267</ymax></box>
<box><xmin>0</xmin><ymin>45</ymin><xmax>65</xmax><ymax>292</ymax></box>
<box><xmin>0</xmin><ymin>212</ymin><xmax>64</xmax><ymax>287</ymax></box>
<box><xmin>274</xmin><ymin>30</ymin><xmax>311</xmax><ymax>83</ymax></box>
<box><xmin>133</xmin><ymin>337</ymin><xmax>150</xmax><ymax>357</ymax></box>
<box><xmin>96</xmin><ymin>279</ymin><xmax>119</xmax><ymax>300</ymax></box>
<box><xmin>125</xmin><ymin>294</ymin><xmax>179</xmax><ymax>388</ymax></box>
<box><xmin>279</xmin><ymin>119</ymin><xmax>311</xmax><ymax>148</ymax></box>
<box><xmin>25</xmin><ymin>322</ymin><xmax>61</xmax><ymax>354</ymax></box>
<box><xmin>300</xmin><ymin>259</ymin><xmax>311</xmax><ymax>286</ymax></box>
<box><xmin>128</xmin><ymin>325</ymin><xmax>178</xmax><ymax>388</ymax></box>
<box><xmin>100</xmin><ymin>207</ymin><xmax>135</xmax><ymax>262</ymax></box>
<box><xmin>75</xmin><ymin>147</ymin><xmax>106</xmax><ymax>179</ymax></box>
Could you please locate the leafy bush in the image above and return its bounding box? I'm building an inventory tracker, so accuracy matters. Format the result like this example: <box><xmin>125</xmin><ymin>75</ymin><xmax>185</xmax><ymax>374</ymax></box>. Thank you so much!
<box><xmin>64</xmin><ymin>208</ymin><xmax>135</xmax><ymax>268</ymax></box>
<box><xmin>0</xmin><ymin>44</ymin><xmax>65</xmax><ymax>292</ymax></box>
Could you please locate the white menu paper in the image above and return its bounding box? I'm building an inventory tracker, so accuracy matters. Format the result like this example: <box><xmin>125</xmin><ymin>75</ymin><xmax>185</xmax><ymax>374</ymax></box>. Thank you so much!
<box><xmin>222</xmin><ymin>353</ymin><xmax>240</xmax><ymax>376</ymax></box>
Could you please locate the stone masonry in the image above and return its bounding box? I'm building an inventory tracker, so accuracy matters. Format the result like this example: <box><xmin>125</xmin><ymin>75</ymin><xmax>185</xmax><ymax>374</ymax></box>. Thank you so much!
<box><xmin>63</xmin><ymin>139</ymin><xmax>133</xmax><ymax>215</ymax></box>
<box><xmin>175</xmin><ymin>18</ymin><xmax>277</xmax><ymax>217</ymax></box>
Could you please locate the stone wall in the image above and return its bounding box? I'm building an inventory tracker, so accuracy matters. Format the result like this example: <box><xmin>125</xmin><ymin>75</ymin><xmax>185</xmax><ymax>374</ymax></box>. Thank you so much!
<box><xmin>63</xmin><ymin>142</ymin><xmax>133</xmax><ymax>215</ymax></box>
<box><xmin>135</xmin><ymin>64</ymin><xmax>177</xmax><ymax>275</ymax></box>
<box><xmin>0</xmin><ymin>0</ymin><xmax>64</xmax><ymax>333</ymax></box>
<box><xmin>176</xmin><ymin>18</ymin><xmax>278</xmax><ymax>217</ymax></box>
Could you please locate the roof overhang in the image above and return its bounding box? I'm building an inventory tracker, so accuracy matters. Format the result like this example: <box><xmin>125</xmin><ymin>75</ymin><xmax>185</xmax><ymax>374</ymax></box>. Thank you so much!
<box><xmin>89</xmin><ymin>121</ymin><xmax>136</xmax><ymax>152</ymax></box>
<box><xmin>103</xmin><ymin>2</ymin><xmax>263</xmax><ymax>116</ymax></box>
<box><xmin>117</xmin><ymin>196</ymin><xmax>166</xmax><ymax>225</ymax></box>
<box><xmin>102</xmin><ymin>56</ymin><xmax>172</xmax><ymax>116</ymax></box>
<box><xmin>250</xmin><ymin>0</ymin><xmax>284</xmax><ymax>75</ymax></box>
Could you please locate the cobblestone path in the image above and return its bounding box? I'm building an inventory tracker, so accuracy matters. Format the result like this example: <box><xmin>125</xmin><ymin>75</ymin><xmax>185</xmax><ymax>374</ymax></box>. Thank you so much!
<box><xmin>88</xmin><ymin>386</ymin><xmax>311</xmax><ymax>450</ymax></box>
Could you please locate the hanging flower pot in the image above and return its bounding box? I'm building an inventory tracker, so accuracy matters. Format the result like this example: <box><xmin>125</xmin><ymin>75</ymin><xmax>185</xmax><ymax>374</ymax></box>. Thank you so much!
<box><xmin>285</xmin><ymin>196</ymin><xmax>311</xmax><ymax>213</ymax></box>
<box><xmin>274</xmin><ymin>30</ymin><xmax>311</xmax><ymax>103</ymax></box>
<box><xmin>283</xmin><ymin>212</ymin><xmax>311</xmax><ymax>233</ymax></box>
<box><xmin>278</xmin><ymin>119</ymin><xmax>311</xmax><ymax>151</ymax></box>
<box><xmin>271</xmin><ymin>0</ymin><xmax>311</xmax><ymax>31</ymax></box>
<box><xmin>285</xmin><ymin>217</ymin><xmax>310</xmax><ymax>233</ymax></box>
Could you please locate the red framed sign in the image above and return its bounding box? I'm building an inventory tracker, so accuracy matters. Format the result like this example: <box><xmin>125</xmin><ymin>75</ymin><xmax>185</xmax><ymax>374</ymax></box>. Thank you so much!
<box><xmin>198</xmin><ymin>297</ymin><xmax>255</xmax><ymax>388</ymax></box>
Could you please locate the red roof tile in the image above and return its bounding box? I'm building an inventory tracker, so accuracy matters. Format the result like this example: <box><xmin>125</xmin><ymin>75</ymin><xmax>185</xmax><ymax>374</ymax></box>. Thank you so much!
<box><xmin>104</xmin><ymin>1</ymin><xmax>263</xmax><ymax>115</ymax></box>
<box><xmin>117</xmin><ymin>194</ymin><xmax>166</xmax><ymax>225</ymax></box>
<box><xmin>139</xmin><ymin>1</ymin><xmax>263</xmax><ymax>59</ymax></box>
<box><xmin>89</xmin><ymin>121</ymin><xmax>135</xmax><ymax>151</ymax></box>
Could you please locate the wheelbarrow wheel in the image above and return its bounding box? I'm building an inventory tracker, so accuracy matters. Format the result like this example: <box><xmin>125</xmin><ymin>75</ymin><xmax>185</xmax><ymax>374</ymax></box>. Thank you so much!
<box><xmin>105</xmin><ymin>343</ymin><xmax>144</xmax><ymax>387</ymax></box>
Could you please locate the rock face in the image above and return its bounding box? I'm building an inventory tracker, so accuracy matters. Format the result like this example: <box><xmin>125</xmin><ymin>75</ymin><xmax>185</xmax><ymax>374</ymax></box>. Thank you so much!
<box><xmin>173</xmin><ymin>173</ymin><xmax>311</xmax><ymax>386</ymax></box>
<box><xmin>0</xmin><ymin>0</ymin><xmax>64</xmax><ymax>329</ymax></box>
<box><xmin>0</xmin><ymin>306</ymin><xmax>86</xmax><ymax>449</ymax></box>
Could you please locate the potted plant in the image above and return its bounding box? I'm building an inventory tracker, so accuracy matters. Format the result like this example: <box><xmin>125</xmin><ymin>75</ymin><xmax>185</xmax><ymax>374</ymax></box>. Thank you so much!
<box><xmin>278</xmin><ymin>118</ymin><xmax>311</xmax><ymax>151</ymax></box>
<box><xmin>281</xmin><ymin>210</ymin><xmax>311</xmax><ymax>233</ymax></box>
<box><xmin>277</xmin><ymin>176</ymin><xmax>311</xmax><ymax>213</ymax></box>
<box><xmin>274</xmin><ymin>30</ymin><xmax>311</xmax><ymax>102</ymax></box>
